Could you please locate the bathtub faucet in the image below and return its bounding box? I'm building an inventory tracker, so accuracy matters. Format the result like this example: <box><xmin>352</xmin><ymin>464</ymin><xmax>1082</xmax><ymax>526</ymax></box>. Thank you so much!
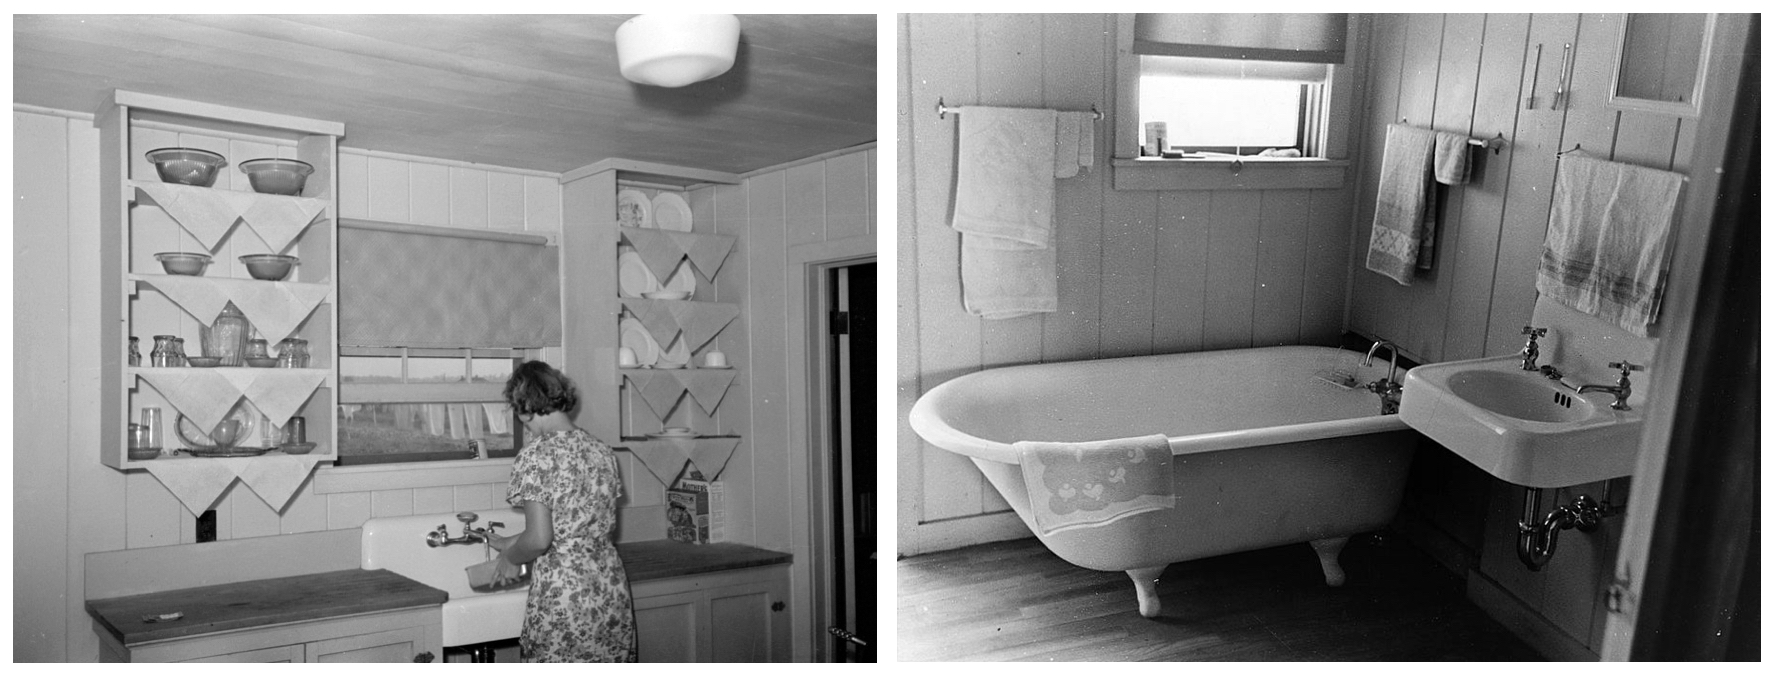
<box><xmin>426</xmin><ymin>511</ymin><xmax>504</xmax><ymax>548</ymax></box>
<box><xmin>1363</xmin><ymin>340</ymin><xmax>1403</xmax><ymax>415</ymax></box>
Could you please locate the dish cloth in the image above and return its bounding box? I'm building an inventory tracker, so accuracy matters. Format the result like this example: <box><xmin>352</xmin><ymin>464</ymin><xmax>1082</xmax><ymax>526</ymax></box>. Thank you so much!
<box><xmin>1366</xmin><ymin>124</ymin><xmax>1477</xmax><ymax>285</ymax></box>
<box><xmin>1535</xmin><ymin>153</ymin><xmax>1684</xmax><ymax>337</ymax></box>
<box><xmin>1015</xmin><ymin>434</ymin><xmax>1174</xmax><ymax>536</ymax></box>
<box><xmin>1053</xmin><ymin>111</ymin><xmax>1097</xmax><ymax>179</ymax></box>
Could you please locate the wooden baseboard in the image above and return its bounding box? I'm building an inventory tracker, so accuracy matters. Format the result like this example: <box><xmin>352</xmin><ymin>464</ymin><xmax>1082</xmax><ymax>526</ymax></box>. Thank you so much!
<box><xmin>1467</xmin><ymin>570</ymin><xmax>1599</xmax><ymax>662</ymax></box>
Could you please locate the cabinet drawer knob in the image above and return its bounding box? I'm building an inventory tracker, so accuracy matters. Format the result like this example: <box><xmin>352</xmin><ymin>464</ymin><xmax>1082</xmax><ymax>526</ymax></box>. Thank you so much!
<box><xmin>771</xmin><ymin>601</ymin><xmax>786</xmax><ymax>612</ymax></box>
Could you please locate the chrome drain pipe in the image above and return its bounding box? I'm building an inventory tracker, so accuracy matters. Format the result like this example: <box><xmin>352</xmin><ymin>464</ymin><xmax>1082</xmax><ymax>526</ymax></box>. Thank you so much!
<box><xmin>1517</xmin><ymin>487</ymin><xmax>1618</xmax><ymax>570</ymax></box>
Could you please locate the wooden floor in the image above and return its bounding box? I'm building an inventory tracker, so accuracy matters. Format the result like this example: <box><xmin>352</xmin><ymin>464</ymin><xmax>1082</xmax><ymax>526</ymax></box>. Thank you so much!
<box><xmin>897</xmin><ymin>535</ymin><xmax>1544</xmax><ymax>661</ymax></box>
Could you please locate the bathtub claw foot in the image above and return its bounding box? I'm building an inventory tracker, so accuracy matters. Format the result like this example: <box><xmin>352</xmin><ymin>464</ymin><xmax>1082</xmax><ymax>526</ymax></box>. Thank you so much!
<box><xmin>1126</xmin><ymin>565</ymin><xmax>1167</xmax><ymax>618</ymax></box>
<box><xmin>1309</xmin><ymin>536</ymin><xmax>1349</xmax><ymax>587</ymax></box>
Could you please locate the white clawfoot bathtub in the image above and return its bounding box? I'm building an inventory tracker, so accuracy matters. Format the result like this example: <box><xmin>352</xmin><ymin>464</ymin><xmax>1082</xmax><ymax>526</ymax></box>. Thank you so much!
<box><xmin>909</xmin><ymin>346</ymin><xmax>1416</xmax><ymax>618</ymax></box>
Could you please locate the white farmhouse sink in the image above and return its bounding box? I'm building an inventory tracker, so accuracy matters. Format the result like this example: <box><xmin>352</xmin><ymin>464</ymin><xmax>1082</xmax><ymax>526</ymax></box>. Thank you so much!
<box><xmin>1399</xmin><ymin>355</ymin><xmax>1643</xmax><ymax>488</ymax></box>
<box><xmin>361</xmin><ymin>508</ymin><xmax>530</xmax><ymax>647</ymax></box>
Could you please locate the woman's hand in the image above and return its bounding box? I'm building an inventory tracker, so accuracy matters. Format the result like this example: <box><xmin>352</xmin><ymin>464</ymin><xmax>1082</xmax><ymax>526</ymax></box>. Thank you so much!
<box><xmin>486</xmin><ymin>532</ymin><xmax>517</xmax><ymax>553</ymax></box>
<box><xmin>491</xmin><ymin>552</ymin><xmax>527</xmax><ymax>587</ymax></box>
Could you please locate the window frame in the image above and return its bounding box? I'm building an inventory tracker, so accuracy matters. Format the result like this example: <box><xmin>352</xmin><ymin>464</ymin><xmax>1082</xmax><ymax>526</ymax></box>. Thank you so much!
<box><xmin>335</xmin><ymin>346</ymin><xmax>530</xmax><ymax>466</ymax></box>
<box><xmin>1110</xmin><ymin>13</ymin><xmax>1358</xmax><ymax>192</ymax></box>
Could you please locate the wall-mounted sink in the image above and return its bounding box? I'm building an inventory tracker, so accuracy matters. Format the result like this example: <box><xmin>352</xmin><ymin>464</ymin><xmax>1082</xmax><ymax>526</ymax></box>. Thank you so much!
<box><xmin>1399</xmin><ymin>356</ymin><xmax>1642</xmax><ymax>488</ymax></box>
<box><xmin>361</xmin><ymin>508</ymin><xmax>529</xmax><ymax>647</ymax></box>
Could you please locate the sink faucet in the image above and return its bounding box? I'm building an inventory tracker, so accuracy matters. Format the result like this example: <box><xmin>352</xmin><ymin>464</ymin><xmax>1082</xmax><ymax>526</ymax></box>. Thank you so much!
<box><xmin>1519</xmin><ymin>326</ymin><xmax>1547</xmax><ymax>371</ymax></box>
<box><xmin>1574</xmin><ymin>360</ymin><xmax>1643</xmax><ymax>411</ymax></box>
<box><xmin>1363</xmin><ymin>340</ymin><xmax>1403</xmax><ymax>415</ymax></box>
<box><xmin>427</xmin><ymin>511</ymin><xmax>504</xmax><ymax>549</ymax></box>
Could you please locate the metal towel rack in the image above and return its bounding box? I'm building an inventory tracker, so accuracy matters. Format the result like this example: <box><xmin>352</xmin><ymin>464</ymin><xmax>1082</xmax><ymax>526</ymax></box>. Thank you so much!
<box><xmin>1399</xmin><ymin>118</ymin><xmax>1506</xmax><ymax>154</ymax></box>
<box><xmin>937</xmin><ymin>97</ymin><xmax>1103</xmax><ymax>121</ymax></box>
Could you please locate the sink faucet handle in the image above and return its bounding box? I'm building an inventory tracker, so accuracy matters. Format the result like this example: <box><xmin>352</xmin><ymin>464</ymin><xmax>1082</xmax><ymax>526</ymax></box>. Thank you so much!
<box><xmin>1522</xmin><ymin>326</ymin><xmax>1547</xmax><ymax>338</ymax></box>
<box><xmin>1608</xmin><ymin>360</ymin><xmax>1644</xmax><ymax>383</ymax></box>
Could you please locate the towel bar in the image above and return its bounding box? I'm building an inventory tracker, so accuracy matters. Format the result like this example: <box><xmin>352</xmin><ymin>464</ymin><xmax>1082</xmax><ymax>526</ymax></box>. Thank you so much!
<box><xmin>937</xmin><ymin>97</ymin><xmax>1103</xmax><ymax>121</ymax></box>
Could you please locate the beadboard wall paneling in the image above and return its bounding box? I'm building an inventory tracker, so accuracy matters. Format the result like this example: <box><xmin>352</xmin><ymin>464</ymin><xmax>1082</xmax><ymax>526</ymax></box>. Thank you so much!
<box><xmin>337</xmin><ymin>149</ymin><xmax>562</xmax><ymax>234</ymax></box>
<box><xmin>898</xmin><ymin>14</ymin><xmax>1357</xmax><ymax>556</ymax></box>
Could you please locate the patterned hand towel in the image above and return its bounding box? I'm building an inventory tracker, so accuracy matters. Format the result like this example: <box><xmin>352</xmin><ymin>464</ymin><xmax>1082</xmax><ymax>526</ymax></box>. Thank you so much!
<box><xmin>951</xmin><ymin>107</ymin><xmax>1058</xmax><ymax>247</ymax></box>
<box><xmin>1365</xmin><ymin>124</ymin><xmax>1440</xmax><ymax>284</ymax></box>
<box><xmin>1535</xmin><ymin>154</ymin><xmax>1684</xmax><ymax>337</ymax></box>
<box><xmin>1015</xmin><ymin>434</ymin><xmax>1174</xmax><ymax>536</ymax></box>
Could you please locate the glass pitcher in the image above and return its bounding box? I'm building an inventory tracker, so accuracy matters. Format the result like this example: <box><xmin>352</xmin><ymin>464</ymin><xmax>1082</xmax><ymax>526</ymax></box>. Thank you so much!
<box><xmin>201</xmin><ymin>302</ymin><xmax>252</xmax><ymax>367</ymax></box>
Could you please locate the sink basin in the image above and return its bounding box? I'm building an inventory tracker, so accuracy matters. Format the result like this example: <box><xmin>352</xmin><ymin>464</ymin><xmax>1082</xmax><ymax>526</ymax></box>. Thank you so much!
<box><xmin>1399</xmin><ymin>356</ymin><xmax>1642</xmax><ymax>488</ymax></box>
<box><xmin>361</xmin><ymin>508</ymin><xmax>530</xmax><ymax>647</ymax></box>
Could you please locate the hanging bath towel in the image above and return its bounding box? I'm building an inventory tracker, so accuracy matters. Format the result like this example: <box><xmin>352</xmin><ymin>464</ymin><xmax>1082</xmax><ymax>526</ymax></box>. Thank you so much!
<box><xmin>1535</xmin><ymin>153</ymin><xmax>1684</xmax><ymax>337</ymax></box>
<box><xmin>1365</xmin><ymin>124</ymin><xmax>1439</xmax><ymax>285</ymax></box>
<box><xmin>951</xmin><ymin>106</ymin><xmax>1060</xmax><ymax>319</ymax></box>
<box><xmin>1015</xmin><ymin>434</ymin><xmax>1174</xmax><ymax>536</ymax></box>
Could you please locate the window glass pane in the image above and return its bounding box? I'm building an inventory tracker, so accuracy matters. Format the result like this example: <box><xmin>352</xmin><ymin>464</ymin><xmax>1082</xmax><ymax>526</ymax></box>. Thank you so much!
<box><xmin>338</xmin><ymin>401</ymin><xmax>515</xmax><ymax>461</ymax></box>
<box><xmin>1140</xmin><ymin>76</ymin><xmax>1302</xmax><ymax>150</ymax></box>
<box><xmin>471</xmin><ymin>357</ymin><xmax>514</xmax><ymax>384</ymax></box>
<box><xmin>340</xmin><ymin>355</ymin><xmax>402</xmax><ymax>383</ymax></box>
<box><xmin>407</xmin><ymin>355</ymin><xmax>468</xmax><ymax>383</ymax></box>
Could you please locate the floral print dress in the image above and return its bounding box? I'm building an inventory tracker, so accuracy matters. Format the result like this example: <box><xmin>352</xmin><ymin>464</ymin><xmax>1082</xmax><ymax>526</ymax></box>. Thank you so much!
<box><xmin>506</xmin><ymin>428</ymin><xmax>637</xmax><ymax>662</ymax></box>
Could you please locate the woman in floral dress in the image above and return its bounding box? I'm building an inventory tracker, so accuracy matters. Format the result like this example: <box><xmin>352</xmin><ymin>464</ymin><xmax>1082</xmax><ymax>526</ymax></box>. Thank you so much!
<box><xmin>488</xmin><ymin>361</ymin><xmax>637</xmax><ymax>662</ymax></box>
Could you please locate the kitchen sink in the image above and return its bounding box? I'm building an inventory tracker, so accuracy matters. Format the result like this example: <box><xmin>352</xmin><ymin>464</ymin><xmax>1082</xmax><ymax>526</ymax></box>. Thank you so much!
<box><xmin>361</xmin><ymin>508</ymin><xmax>529</xmax><ymax>647</ymax></box>
<box><xmin>1399</xmin><ymin>355</ymin><xmax>1643</xmax><ymax>488</ymax></box>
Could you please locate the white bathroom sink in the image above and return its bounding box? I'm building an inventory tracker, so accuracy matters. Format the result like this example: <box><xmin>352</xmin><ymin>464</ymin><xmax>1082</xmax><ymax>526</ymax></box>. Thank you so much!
<box><xmin>361</xmin><ymin>508</ymin><xmax>529</xmax><ymax>647</ymax></box>
<box><xmin>1399</xmin><ymin>356</ymin><xmax>1642</xmax><ymax>488</ymax></box>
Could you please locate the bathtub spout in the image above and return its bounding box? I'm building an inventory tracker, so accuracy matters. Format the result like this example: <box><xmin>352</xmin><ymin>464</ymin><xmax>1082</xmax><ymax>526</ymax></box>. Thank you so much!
<box><xmin>1126</xmin><ymin>565</ymin><xmax>1168</xmax><ymax>618</ymax></box>
<box><xmin>1308</xmin><ymin>537</ymin><xmax>1349</xmax><ymax>587</ymax></box>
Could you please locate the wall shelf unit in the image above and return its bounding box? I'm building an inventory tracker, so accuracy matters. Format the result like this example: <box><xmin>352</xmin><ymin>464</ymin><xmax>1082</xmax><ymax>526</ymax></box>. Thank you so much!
<box><xmin>99</xmin><ymin>90</ymin><xmax>342</xmax><ymax>482</ymax></box>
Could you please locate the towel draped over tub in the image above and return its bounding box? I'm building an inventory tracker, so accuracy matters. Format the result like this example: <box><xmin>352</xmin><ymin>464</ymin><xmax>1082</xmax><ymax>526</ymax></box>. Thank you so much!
<box><xmin>1014</xmin><ymin>434</ymin><xmax>1175</xmax><ymax>536</ymax></box>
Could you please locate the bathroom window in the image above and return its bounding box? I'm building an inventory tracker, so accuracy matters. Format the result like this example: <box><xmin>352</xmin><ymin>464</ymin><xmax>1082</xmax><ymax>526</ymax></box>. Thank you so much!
<box><xmin>1137</xmin><ymin>71</ymin><xmax>1319</xmax><ymax>155</ymax></box>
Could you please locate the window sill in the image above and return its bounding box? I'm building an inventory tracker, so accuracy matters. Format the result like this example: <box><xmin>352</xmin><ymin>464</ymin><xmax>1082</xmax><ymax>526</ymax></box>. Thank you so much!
<box><xmin>314</xmin><ymin>456</ymin><xmax>515</xmax><ymax>494</ymax></box>
<box><xmin>1111</xmin><ymin>156</ymin><xmax>1348</xmax><ymax>191</ymax></box>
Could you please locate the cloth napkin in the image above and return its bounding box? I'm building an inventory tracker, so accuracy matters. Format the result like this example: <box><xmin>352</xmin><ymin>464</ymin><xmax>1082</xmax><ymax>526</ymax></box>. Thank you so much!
<box><xmin>620</xmin><ymin>228</ymin><xmax>737</xmax><ymax>284</ymax></box>
<box><xmin>134</xmin><ymin>181</ymin><xmax>327</xmax><ymax>252</ymax></box>
<box><xmin>1535</xmin><ymin>153</ymin><xmax>1684</xmax><ymax>336</ymax></box>
<box><xmin>623</xmin><ymin>299</ymin><xmax>740</xmax><ymax>353</ymax></box>
<box><xmin>140</xmin><ymin>275</ymin><xmax>331</xmax><ymax>345</ymax></box>
<box><xmin>139</xmin><ymin>368</ymin><xmax>327</xmax><ymax>434</ymax></box>
<box><xmin>624</xmin><ymin>369</ymin><xmax>738</xmax><ymax>417</ymax></box>
<box><xmin>1015</xmin><ymin>434</ymin><xmax>1174</xmax><ymax>536</ymax></box>
<box><xmin>143</xmin><ymin>454</ymin><xmax>329</xmax><ymax>514</ymax></box>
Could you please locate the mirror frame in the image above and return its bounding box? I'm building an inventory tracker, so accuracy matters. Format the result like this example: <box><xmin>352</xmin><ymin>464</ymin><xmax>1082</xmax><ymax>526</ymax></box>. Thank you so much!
<box><xmin>1607</xmin><ymin>13</ymin><xmax>1716</xmax><ymax>118</ymax></box>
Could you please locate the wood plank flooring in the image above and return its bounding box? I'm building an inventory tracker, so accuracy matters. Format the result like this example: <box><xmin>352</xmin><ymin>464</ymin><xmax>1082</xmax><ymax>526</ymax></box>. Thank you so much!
<box><xmin>898</xmin><ymin>535</ymin><xmax>1544</xmax><ymax>661</ymax></box>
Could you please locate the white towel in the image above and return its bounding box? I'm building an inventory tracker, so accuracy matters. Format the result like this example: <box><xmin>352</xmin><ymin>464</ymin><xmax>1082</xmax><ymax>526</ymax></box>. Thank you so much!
<box><xmin>951</xmin><ymin>106</ymin><xmax>1064</xmax><ymax>319</ymax></box>
<box><xmin>951</xmin><ymin>106</ymin><xmax>1058</xmax><ymax>247</ymax></box>
<box><xmin>1535</xmin><ymin>153</ymin><xmax>1684</xmax><ymax>337</ymax></box>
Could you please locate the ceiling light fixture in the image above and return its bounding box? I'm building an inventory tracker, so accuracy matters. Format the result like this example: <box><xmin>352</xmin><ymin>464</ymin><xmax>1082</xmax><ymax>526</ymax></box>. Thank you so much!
<box><xmin>615</xmin><ymin>14</ymin><xmax>741</xmax><ymax>88</ymax></box>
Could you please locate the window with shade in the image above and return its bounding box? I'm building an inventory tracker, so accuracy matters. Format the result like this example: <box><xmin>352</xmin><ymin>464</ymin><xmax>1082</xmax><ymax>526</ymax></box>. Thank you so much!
<box><xmin>335</xmin><ymin>219</ymin><xmax>561</xmax><ymax>465</ymax></box>
<box><xmin>1131</xmin><ymin>13</ymin><xmax>1347</xmax><ymax>158</ymax></box>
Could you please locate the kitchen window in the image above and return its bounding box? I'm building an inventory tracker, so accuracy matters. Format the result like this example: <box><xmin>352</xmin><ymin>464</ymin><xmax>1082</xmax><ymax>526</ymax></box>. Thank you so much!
<box><xmin>334</xmin><ymin>218</ymin><xmax>561</xmax><ymax>465</ymax></box>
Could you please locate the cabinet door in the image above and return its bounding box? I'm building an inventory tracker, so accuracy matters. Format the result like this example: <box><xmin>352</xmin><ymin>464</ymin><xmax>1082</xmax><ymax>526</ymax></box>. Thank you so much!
<box><xmin>708</xmin><ymin>578</ymin><xmax>792</xmax><ymax>662</ymax></box>
<box><xmin>634</xmin><ymin>588</ymin><xmax>706</xmax><ymax>662</ymax></box>
<box><xmin>306</xmin><ymin>626</ymin><xmax>426</xmax><ymax>663</ymax></box>
<box><xmin>180</xmin><ymin>644</ymin><xmax>306</xmax><ymax>663</ymax></box>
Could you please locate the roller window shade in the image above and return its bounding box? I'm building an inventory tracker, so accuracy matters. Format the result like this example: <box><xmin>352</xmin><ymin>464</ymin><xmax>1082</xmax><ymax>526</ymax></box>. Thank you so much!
<box><xmin>1140</xmin><ymin>54</ymin><xmax>1331</xmax><ymax>83</ymax></box>
<box><xmin>340</xmin><ymin>222</ymin><xmax>562</xmax><ymax>349</ymax></box>
<box><xmin>1134</xmin><ymin>13</ymin><xmax>1348</xmax><ymax>65</ymax></box>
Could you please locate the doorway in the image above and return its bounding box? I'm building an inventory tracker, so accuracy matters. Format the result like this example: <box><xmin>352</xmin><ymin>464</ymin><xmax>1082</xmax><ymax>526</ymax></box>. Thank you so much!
<box><xmin>820</xmin><ymin>262</ymin><xmax>875</xmax><ymax>662</ymax></box>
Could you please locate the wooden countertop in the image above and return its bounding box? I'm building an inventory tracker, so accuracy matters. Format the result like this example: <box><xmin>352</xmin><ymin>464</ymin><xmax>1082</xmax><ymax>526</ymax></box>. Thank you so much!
<box><xmin>85</xmin><ymin>568</ymin><xmax>447</xmax><ymax>646</ymax></box>
<box><xmin>617</xmin><ymin>540</ymin><xmax>792</xmax><ymax>582</ymax></box>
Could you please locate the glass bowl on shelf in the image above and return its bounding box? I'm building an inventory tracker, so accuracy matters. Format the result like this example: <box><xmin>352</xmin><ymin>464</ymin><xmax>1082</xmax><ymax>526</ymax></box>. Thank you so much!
<box><xmin>154</xmin><ymin>251</ymin><xmax>212</xmax><ymax>276</ymax></box>
<box><xmin>145</xmin><ymin>147</ymin><xmax>227</xmax><ymax>187</ymax></box>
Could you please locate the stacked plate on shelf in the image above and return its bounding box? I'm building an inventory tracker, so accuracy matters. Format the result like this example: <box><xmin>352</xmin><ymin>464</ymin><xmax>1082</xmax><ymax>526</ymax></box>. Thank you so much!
<box><xmin>618</xmin><ymin>248</ymin><xmax>696</xmax><ymax>299</ymax></box>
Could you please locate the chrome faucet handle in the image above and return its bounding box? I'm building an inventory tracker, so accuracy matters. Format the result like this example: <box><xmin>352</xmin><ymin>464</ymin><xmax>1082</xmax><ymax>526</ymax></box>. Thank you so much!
<box><xmin>1521</xmin><ymin>326</ymin><xmax>1547</xmax><ymax>338</ymax></box>
<box><xmin>1519</xmin><ymin>327</ymin><xmax>1546</xmax><ymax>370</ymax></box>
<box><xmin>1607</xmin><ymin>360</ymin><xmax>1644</xmax><ymax>380</ymax></box>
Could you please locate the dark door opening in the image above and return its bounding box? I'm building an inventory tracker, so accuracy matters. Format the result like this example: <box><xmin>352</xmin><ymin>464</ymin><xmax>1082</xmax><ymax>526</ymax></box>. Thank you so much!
<box><xmin>826</xmin><ymin>262</ymin><xmax>875</xmax><ymax>662</ymax></box>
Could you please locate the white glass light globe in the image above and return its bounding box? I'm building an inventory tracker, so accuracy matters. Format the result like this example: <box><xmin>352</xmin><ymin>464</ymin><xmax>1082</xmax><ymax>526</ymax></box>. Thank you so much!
<box><xmin>616</xmin><ymin>14</ymin><xmax>741</xmax><ymax>88</ymax></box>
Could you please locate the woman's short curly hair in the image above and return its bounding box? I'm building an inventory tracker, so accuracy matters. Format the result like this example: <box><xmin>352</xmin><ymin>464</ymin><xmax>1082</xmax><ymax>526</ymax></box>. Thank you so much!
<box><xmin>503</xmin><ymin>360</ymin><xmax>579</xmax><ymax>417</ymax></box>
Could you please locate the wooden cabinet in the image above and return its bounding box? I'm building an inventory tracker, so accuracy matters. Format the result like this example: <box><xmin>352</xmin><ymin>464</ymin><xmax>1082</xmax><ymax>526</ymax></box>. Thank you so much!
<box><xmin>98</xmin><ymin>90</ymin><xmax>342</xmax><ymax>469</ymax></box>
<box><xmin>632</xmin><ymin>563</ymin><xmax>791</xmax><ymax>663</ymax></box>
<box><xmin>101</xmin><ymin>607</ymin><xmax>441</xmax><ymax>663</ymax></box>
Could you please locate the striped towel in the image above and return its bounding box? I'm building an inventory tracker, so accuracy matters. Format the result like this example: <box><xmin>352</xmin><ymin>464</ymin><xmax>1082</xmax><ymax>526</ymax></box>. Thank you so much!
<box><xmin>1535</xmin><ymin>153</ymin><xmax>1684</xmax><ymax>336</ymax></box>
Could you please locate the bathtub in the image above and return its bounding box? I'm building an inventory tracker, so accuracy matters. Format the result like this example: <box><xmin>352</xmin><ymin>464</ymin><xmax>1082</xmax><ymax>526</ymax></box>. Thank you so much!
<box><xmin>909</xmin><ymin>345</ymin><xmax>1416</xmax><ymax>617</ymax></box>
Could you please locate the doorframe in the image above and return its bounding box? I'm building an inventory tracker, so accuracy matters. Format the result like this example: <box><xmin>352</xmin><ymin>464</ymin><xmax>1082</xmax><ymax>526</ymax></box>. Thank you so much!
<box><xmin>782</xmin><ymin>236</ymin><xmax>875</xmax><ymax>662</ymax></box>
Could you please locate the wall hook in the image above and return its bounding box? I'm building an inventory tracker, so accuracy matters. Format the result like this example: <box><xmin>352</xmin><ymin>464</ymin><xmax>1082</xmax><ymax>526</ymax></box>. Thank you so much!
<box><xmin>1557</xmin><ymin>143</ymin><xmax>1583</xmax><ymax>156</ymax></box>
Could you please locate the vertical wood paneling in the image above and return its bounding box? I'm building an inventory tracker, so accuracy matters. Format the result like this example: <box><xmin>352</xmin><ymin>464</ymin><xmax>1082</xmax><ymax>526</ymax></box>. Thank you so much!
<box><xmin>230</xmin><ymin>488</ymin><xmax>284</xmax><ymax>540</ymax></box>
<box><xmin>712</xmin><ymin>182</ymin><xmax>755</xmax><ymax>544</ymax></box>
<box><xmin>1098</xmin><ymin>191</ymin><xmax>1158</xmax><ymax>357</ymax></box>
<box><xmin>1348</xmin><ymin>13</ymin><xmax>1409</xmax><ymax>342</ymax></box>
<box><xmin>448</xmin><ymin>166</ymin><xmax>489</xmax><ymax>228</ymax></box>
<box><xmin>486</xmin><ymin>171</ymin><xmax>526</xmax><ymax>230</ymax></box>
<box><xmin>976</xmin><ymin>13</ymin><xmax>1048</xmax><ymax>368</ymax></box>
<box><xmin>784</xmin><ymin>162</ymin><xmax>827</xmax><ymax>246</ymax></box>
<box><xmin>1041</xmin><ymin>14</ymin><xmax>1109</xmax><ymax>364</ymax></box>
<box><xmin>824</xmin><ymin>151</ymin><xmax>869</xmax><ymax>242</ymax></box>
<box><xmin>523</xmin><ymin>175</ymin><xmax>561</xmax><ymax>233</ymax></box>
<box><xmin>13</xmin><ymin>110</ymin><xmax>73</xmax><ymax>662</ymax></box>
<box><xmin>338</xmin><ymin>151</ymin><xmax>369</xmax><ymax>218</ymax></box>
<box><xmin>1442</xmin><ymin>14</ymin><xmax>1531</xmax><ymax>361</ymax></box>
<box><xmin>1253</xmin><ymin>190</ymin><xmax>1312</xmax><ymax>346</ymax></box>
<box><xmin>280</xmin><ymin>480</ymin><xmax>329</xmax><ymax>534</ymax></box>
<box><xmin>1405</xmin><ymin>13</ymin><xmax>1485</xmax><ymax>361</ymax></box>
<box><xmin>743</xmin><ymin>170</ymin><xmax>792</xmax><ymax>550</ymax></box>
<box><xmin>1302</xmin><ymin>187</ymin><xmax>1354</xmax><ymax>345</ymax></box>
<box><xmin>1202</xmin><ymin>192</ymin><xmax>1262</xmax><ymax>350</ymax></box>
<box><xmin>366</xmin><ymin>156</ymin><xmax>411</xmax><ymax>222</ymax></box>
<box><xmin>910</xmin><ymin>13</ymin><xmax>990</xmax><ymax>523</ymax></box>
<box><xmin>125</xmin><ymin>471</ymin><xmax>185</xmax><ymax>548</ymax></box>
<box><xmin>407</xmin><ymin>162</ymin><xmax>450</xmax><ymax>226</ymax></box>
<box><xmin>1151</xmin><ymin>191</ymin><xmax>1212</xmax><ymax>354</ymax></box>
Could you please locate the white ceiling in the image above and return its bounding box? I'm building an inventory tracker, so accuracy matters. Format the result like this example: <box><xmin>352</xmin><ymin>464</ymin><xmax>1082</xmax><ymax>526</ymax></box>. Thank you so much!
<box><xmin>12</xmin><ymin>14</ymin><xmax>878</xmax><ymax>175</ymax></box>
